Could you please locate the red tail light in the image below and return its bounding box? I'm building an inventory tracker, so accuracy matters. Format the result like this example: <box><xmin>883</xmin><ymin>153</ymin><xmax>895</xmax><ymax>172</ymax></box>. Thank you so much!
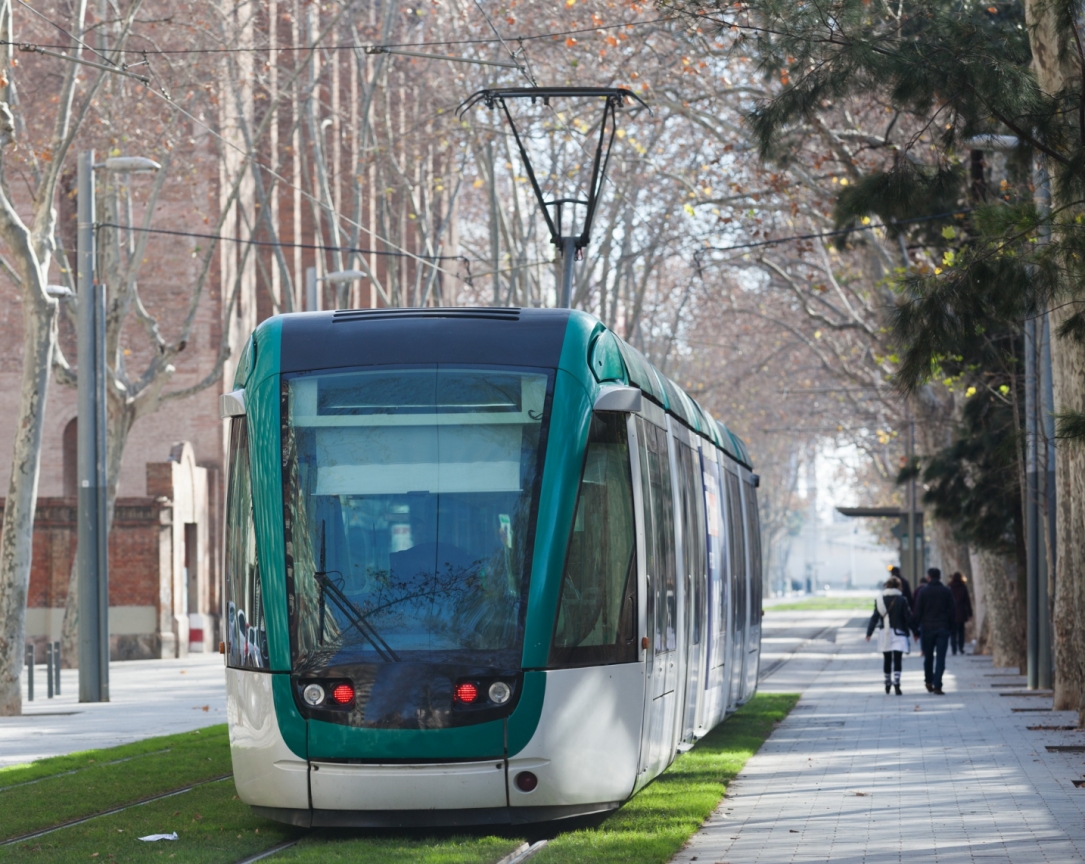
<box><xmin>331</xmin><ymin>683</ymin><xmax>354</xmax><ymax>704</ymax></box>
<box><xmin>455</xmin><ymin>682</ymin><xmax>479</xmax><ymax>703</ymax></box>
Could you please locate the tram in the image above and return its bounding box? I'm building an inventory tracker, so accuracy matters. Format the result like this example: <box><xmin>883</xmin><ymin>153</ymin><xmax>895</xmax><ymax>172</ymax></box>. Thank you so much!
<box><xmin>220</xmin><ymin>307</ymin><xmax>763</xmax><ymax>827</ymax></box>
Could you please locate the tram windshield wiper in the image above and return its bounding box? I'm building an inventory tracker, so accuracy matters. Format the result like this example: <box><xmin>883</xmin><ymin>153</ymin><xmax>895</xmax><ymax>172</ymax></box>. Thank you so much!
<box><xmin>315</xmin><ymin>521</ymin><xmax>400</xmax><ymax>663</ymax></box>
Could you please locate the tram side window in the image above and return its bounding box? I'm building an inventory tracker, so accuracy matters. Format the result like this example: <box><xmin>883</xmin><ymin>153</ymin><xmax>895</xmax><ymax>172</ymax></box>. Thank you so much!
<box><xmin>725</xmin><ymin>471</ymin><xmax>747</xmax><ymax>637</ymax></box>
<box><xmin>224</xmin><ymin>418</ymin><xmax>268</xmax><ymax>669</ymax></box>
<box><xmin>550</xmin><ymin>413</ymin><xmax>637</xmax><ymax>667</ymax></box>
<box><xmin>745</xmin><ymin>482</ymin><xmax>763</xmax><ymax>624</ymax></box>
<box><xmin>639</xmin><ymin>420</ymin><xmax>677</xmax><ymax>654</ymax></box>
<box><xmin>676</xmin><ymin>442</ymin><xmax>706</xmax><ymax>644</ymax></box>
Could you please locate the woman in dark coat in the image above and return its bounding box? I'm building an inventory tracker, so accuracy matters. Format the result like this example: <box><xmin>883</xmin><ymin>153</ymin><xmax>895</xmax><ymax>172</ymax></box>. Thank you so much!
<box><xmin>948</xmin><ymin>571</ymin><xmax>973</xmax><ymax>655</ymax></box>
<box><xmin>866</xmin><ymin>576</ymin><xmax>910</xmax><ymax>695</ymax></box>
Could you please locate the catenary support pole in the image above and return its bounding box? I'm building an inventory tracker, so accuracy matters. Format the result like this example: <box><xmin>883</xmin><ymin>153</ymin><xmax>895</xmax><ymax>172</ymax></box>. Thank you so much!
<box><xmin>1026</xmin><ymin>313</ymin><xmax>1039</xmax><ymax>688</ymax></box>
<box><xmin>908</xmin><ymin>418</ymin><xmax>918</xmax><ymax>591</ymax></box>
<box><xmin>560</xmin><ymin>237</ymin><xmax>576</xmax><ymax>308</ymax></box>
<box><xmin>1039</xmin><ymin>311</ymin><xmax>1055</xmax><ymax>689</ymax></box>
<box><xmin>77</xmin><ymin>149</ymin><xmax>109</xmax><ymax>703</ymax></box>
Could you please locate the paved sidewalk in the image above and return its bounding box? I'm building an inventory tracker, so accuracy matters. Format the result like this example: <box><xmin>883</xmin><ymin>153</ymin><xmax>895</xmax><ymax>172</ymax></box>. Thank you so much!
<box><xmin>0</xmin><ymin>653</ymin><xmax>226</xmax><ymax>767</ymax></box>
<box><xmin>675</xmin><ymin>617</ymin><xmax>1085</xmax><ymax>863</ymax></box>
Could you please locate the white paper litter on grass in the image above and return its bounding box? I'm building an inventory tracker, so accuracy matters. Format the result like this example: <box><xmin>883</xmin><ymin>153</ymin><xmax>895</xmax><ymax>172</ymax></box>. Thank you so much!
<box><xmin>138</xmin><ymin>833</ymin><xmax>178</xmax><ymax>842</ymax></box>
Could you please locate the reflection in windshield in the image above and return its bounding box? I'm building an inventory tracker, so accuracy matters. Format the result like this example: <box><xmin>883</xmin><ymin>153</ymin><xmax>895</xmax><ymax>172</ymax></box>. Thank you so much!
<box><xmin>283</xmin><ymin>366</ymin><xmax>550</xmax><ymax>672</ymax></box>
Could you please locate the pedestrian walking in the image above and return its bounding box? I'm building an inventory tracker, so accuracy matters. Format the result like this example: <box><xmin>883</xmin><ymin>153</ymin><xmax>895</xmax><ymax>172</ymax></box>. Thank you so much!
<box><xmin>911</xmin><ymin>567</ymin><xmax>956</xmax><ymax>694</ymax></box>
<box><xmin>948</xmin><ymin>571</ymin><xmax>973</xmax><ymax>655</ymax></box>
<box><xmin>912</xmin><ymin>572</ymin><xmax>930</xmax><ymax>611</ymax></box>
<box><xmin>866</xmin><ymin>576</ymin><xmax>910</xmax><ymax>695</ymax></box>
<box><xmin>890</xmin><ymin>565</ymin><xmax>913</xmax><ymax>607</ymax></box>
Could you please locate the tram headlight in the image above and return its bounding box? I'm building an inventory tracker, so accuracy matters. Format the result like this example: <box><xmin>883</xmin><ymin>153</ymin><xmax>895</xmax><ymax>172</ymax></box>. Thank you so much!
<box><xmin>302</xmin><ymin>683</ymin><xmax>325</xmax><ymax>706</ymax></box>
<box><xmin>488</xmin><ymin>681</ymin><xmax>511</xmax><ymax>704</ymax></box>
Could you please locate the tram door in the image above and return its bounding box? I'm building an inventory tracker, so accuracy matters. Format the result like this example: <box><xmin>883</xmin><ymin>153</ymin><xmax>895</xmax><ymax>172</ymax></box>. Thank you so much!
<box><xmin>677</xmin><ymin>439</ymin><xmax>707</xmax><ymax>748</ymax></box>
<box><xmin>636</xmin><ymin>417</ymin><xmax>678</xmax><ymax>779</ymax></box>
<box><xmin>701</xmin><ymin>453</ymin><xmax>728</xmax><ymax>728</ymax></box>
<box><xmin>724</xmin><ymin>467</ymin><xmax>748</xmax><ymax>706</ymax></box>
<box><xmin>743</xmin><ymin>476</ymin><xmax>763</xmax><ymax>695</ymax></box>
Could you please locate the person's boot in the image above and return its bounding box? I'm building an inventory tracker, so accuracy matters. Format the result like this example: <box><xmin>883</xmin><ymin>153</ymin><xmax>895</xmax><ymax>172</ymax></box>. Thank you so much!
<box><xmin>894</xmin><ymin>683</ymin><xmax>903</xmax><ymax>695</ymax></box>
<box><xmin>933</xmin><ymin>686</ymin><xmax>945</xmax><ymax>695</ymax></box>
<box><xmin>925</xmin><ymin>681</ymin><xmax>934</xmax><ymax>692</ymax></box>
<box><xmin>885</xmin><ymin>676</ymin><xmax>892</xmax><ymax>694</ymax></box>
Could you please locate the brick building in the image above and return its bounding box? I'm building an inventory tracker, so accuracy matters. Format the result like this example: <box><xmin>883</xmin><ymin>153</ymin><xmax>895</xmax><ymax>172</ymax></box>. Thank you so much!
<box><xmin>0</xmin><ymin>1</ymin><xmax>465</xmax><ymax>664</ymax></box>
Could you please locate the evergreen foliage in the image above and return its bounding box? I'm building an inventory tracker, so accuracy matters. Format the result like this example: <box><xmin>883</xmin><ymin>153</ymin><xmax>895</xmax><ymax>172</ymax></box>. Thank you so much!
<box><xmin>914</xmin><ymin>388</ymin><xmax>1024</xmax><ymax>555</ymax></box>
<box><xmin>684</xmin><ymin>0</ymin><xmax>1085</xmax><ymax>437</ymax></box>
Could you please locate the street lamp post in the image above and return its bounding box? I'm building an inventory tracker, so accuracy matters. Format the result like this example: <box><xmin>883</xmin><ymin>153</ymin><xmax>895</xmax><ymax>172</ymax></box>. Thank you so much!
<box><xmin>76</xmin><ymin>150</ymin><xmax>160</xmax><ymax>703</ymax></box>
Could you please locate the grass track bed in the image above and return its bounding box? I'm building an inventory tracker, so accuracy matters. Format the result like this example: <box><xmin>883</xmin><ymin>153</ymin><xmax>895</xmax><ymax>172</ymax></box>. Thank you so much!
<box><xmin>0</xmin><ymin>694</ymin><xmax>796</xmax><ymax>863</ymax></box>
<box><xmin>767</xmin><ymin>596</ymin><xmax>876</xmax><ymax>611</ymax></box>
<box><xmin>532</xmin><ymin>693</ymin><xmax>798</xmax><ymax>864</ymax></box>
<box><xmin>0</xmin><ymin>726</ymin><xmax>232</xmax><ymax>843</ymax></box>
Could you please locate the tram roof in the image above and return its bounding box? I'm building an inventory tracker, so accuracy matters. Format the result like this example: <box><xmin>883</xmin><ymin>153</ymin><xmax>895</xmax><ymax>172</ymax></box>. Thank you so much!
<box><xmin>269</xmin><ymin>306</ymin><xmax>751</xmax><ymax>469</ymax></box>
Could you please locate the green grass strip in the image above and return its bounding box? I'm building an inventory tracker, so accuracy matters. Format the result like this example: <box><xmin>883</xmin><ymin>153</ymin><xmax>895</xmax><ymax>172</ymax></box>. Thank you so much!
<box><xmin>0</xmin><ymin>726</ymin><xmax>231</xmax><ymax>842</ymax></box>
<box><xmin>275</xmin><ymin>834</ymin><xmax>525</xmax><ymax>863</ymax></box>
<box><xmin>768</xmin><ymin>596</ymin><xmax>876</xmax><ymax>611</ymax></box>
<box><xmin>0</xmin><ymin>695</ymin><xmax>796</xmax><ymax>863</ymax></box>
<box><xmin>0</xmin><ymin>777</ymin><xmax>297</xmax><ymax>863</ymax></box>
<box><xmin>532</xmin><ymin>692</ymin><xmax>799</xmax><ymax>864</ymax></box>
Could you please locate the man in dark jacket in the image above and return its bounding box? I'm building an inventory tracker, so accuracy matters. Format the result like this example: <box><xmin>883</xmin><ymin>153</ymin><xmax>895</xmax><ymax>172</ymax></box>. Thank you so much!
<box><xmin>911</xmin><ymin>568</ymin><xmax>956</xmax><ymax>694</ymax></box>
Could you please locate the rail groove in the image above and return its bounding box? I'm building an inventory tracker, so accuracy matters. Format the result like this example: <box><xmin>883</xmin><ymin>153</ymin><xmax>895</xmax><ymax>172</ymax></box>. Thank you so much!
<box><xmin>0</xmin><ymin>774</ymin><xmax>232</xmax><ymax>847</ymax></box>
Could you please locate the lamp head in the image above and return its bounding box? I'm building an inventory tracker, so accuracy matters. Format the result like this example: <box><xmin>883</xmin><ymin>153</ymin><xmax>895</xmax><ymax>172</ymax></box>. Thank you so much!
<box><xmin>321</xmin><ymin>269</ymin><xmax>368</xmax><ymax>284</ymax></box>
<box><xmin>99</xmin><ymin>156</ymin><xmax>161</xmax><ymax>173</ymax></box>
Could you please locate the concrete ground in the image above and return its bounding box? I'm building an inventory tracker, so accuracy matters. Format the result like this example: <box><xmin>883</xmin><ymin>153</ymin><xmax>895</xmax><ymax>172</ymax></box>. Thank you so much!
<box><xmin>0</xmin><ymin>652</ymin><xmax>226</xmax><ymax>767</ymax></box>
<box><xmin>674</xmin><ymin>609</ymin><xmax>1085</xmax><ymax>863</ymax></box>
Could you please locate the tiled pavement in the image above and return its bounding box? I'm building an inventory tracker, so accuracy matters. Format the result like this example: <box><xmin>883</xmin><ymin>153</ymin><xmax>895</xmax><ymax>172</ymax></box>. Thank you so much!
<box><xmin>674</xmin><ymin>614</ymin><xmax>1085</xmax><ymax>863</ymax></box>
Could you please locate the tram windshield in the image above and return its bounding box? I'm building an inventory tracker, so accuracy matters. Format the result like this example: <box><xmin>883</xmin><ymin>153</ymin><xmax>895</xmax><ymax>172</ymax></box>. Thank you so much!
<box><xmin>282</xmin><ymin>365</ymin><xmax>551</xmax><ymax>672</ymax></box>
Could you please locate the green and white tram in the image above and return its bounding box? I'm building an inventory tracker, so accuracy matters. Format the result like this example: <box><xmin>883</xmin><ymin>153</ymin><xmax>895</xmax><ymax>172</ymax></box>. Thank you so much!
<box><xmin>220</xmin><ymin>307</ymin><xmax>763</xmax><ymax>827</ymax></box>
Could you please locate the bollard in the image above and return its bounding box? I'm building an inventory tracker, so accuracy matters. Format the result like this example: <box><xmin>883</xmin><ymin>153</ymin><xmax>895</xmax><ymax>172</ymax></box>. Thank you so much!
<box><xmin>25</xmin><ymin>644</ymin><xmax>33</xmax><ymax>702</ymax></box>
<box><xmin>46</xmin><ymin>642</ymin><xmax>54</xmax><ymax>699</ymax></box>
<box><xmin>54</xmin><ymin>641</ymin><xmax>61</xmax><ymax>695</ymax></box>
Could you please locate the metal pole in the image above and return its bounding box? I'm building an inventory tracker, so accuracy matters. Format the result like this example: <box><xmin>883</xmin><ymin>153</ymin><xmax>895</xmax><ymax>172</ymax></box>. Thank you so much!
<box><xmin>487</xmin><ymin>141</ymin><xmax>500</xmax><ymax>305</ymax></box>
<box><xmin>1039</xmin><ymin>311</ymin><xmax>1055</xmax><ymax>689</ymax></box>
<box><xmin>46</xmin><ymin>642</ymin><xmax>54</xmax><ymax>699</ymax></box>
<box><xmin>908</xmin><ymin>418</ymin><xmax>918</xmax><ymax>591</ymax></box>
<box><xmin>25</xmin><ymin>644</ymin><xmax>33</xmax><ymax>702</ymax></box>
<box><xmin>1025</xmin><ymin>313</ymin><xmax>1039</xmax><ymax>688</ymax></box>
<box><xmin>560</xmin><ymin>237</ymin><xmax>576</xmax><ymax>308</ymax></box>
<box><xmin>1037</xmin><ymin>160</ymin><xmax>1056</xmax><ymax>692</ymax></box>
<box><xmin>54</xmin><ymin>641</ymin><xmax>61</xmax><ymax>695</ymax></box>
<box><xmin>305</xmin><ymin>266</ymin><xmax>318</xmax><ymax>312</ymax></box>
<box><xmin>77</xmin><ymin>149</ymin><xmax>108</xmax><ymax>702</ymax></box>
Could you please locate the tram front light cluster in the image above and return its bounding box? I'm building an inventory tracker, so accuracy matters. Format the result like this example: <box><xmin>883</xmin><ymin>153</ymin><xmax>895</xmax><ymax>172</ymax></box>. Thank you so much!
<box><xmin>300</xmin><ymin>680</ymin><xmax>354</xmax><ymax>709</ymax></box>
<box><xmin>454</xmin><ymin>678</ymin><xmax>515</xmax><ymax>707</ymax></box>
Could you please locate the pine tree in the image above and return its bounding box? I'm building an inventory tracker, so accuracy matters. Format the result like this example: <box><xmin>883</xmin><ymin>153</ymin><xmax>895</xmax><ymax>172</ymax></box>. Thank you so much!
<box><xmin>682</xmin><ymin>0</ymin><xmax>1085</xmax><ymax>714</ymax></box>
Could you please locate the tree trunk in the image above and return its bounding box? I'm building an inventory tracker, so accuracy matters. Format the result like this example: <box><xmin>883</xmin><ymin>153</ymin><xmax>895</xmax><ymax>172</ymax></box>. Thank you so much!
<box><xmin>1025</xmin><ymin>0</ymin><xmax>1085</xmax><ymax>719</ymax></box>
<box><xmin>971</xmin><ymin>547</ymin><xmax>1026</xmax><ymax>671</ymax></box>
<box><xmin>0</xmin><ymin>295</ymin><xmax>57</xmax><ymax>715</ymax></box>
<box><xmin>1049</xmin><ymin>301</ymin><xmax>1085</xmax><ymax>714</ymax></box>
<box><xmin>971</xmin><ymin>544</ymin><xmax>989</xmax><ymax>654</ymax></box>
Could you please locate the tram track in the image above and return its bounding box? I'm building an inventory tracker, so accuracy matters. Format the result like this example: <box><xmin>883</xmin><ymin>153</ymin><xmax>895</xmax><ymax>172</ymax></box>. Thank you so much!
<box><xmin>0</xmin><ymin>774</ymin><xmax>232</xmax><ymax>847</ymax></box>
<box><xmin>0</xmin><ymin>748</ymin><xmax>172</xmax><ymax>794</ymax></box>
<box><xmin>757</xmin><ymin>624</ymin><xmax>838</xmax><ymax>682</ymax></box>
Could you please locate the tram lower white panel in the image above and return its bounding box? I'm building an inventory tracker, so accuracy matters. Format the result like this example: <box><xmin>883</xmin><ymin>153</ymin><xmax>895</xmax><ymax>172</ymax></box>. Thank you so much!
<box><xmin>508</xmin><ymin>664</ymin><xmax>644</xmax><ymax>808</ymax></box>
<box><xmin>226</xmin><ymin>668</ymin><xmax>310</xmax><ymax>809</ymax></box>
<box><xmin>309</xmin><ymin>761</ymin><xmax>508</xmax><ymax>811</ymax></box>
